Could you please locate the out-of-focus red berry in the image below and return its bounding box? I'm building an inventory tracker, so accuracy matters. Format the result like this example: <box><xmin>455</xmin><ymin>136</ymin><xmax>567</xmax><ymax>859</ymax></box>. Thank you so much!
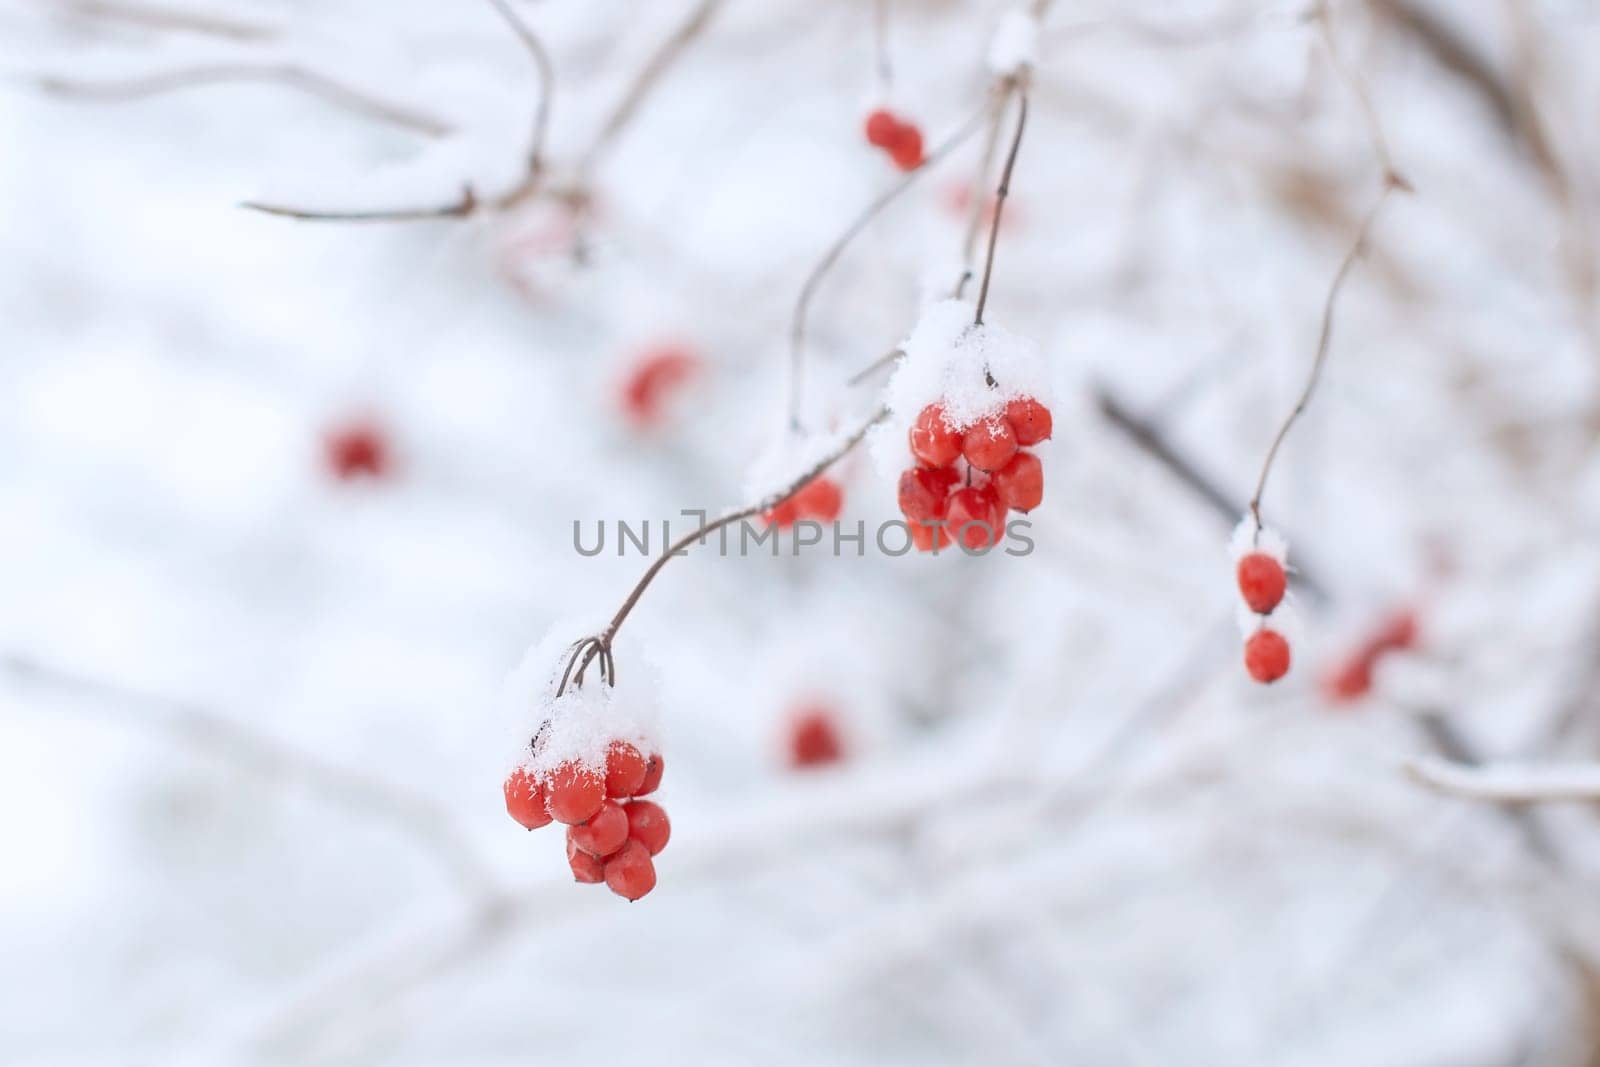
<box><xmin>324</xmin><ymin>419</ymin><xmax>391</xmax><ymax>481</ymax></box>
<box><xmin>864</xmin><ymin>109</ymin><xmax>899</xmax><ymax>148</ymax></box>
<box><xmin>788</xmin><ymin>707</ymin><xmax>845</xmax><ymax>768</ymax></box>
<box><xmin>620</xmin><ymin>347</ymin><xmax>699</xmax><ymax>427</ymax></box>
<box><xmin>888</xmin><ymin>124</ymin><xmax>924</xmax><ymax>170</ymax></box>
<box><xmin>792</xmin><ymin>477</ymin><xmax>844</xmax><ymax>522</ymax></box>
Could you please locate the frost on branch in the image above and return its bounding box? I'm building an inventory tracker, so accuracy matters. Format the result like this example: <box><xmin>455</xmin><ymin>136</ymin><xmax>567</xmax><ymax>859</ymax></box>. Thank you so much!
<box><xmin>870</xmin><ymin>297</ymin><xmax>1051</xmax><ymax>478</ymax></box>
<box><xmin>986</xmin><ymin>8</ymin><xmax>1041</xmax><ymax>78</ymax></box>
<box><xmin>1229</xmin><ymin>513</ymin><xmax>1288</xmax><ymax>566</ymax></box>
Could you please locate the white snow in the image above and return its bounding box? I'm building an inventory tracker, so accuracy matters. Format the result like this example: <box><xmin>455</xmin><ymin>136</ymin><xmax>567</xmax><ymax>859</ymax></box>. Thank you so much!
<box><xmin>986</xmin><ymin>9</ymin><xmax>1041</xmax><ymax>78</ymax></box>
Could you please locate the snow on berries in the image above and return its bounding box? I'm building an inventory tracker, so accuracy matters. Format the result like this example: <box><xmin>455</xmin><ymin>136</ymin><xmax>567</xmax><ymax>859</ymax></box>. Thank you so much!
<box><xmin>1230</xmin><ymin>517</ymin><xmax>1294</xmax><ymax>684</ymax></box>
<box><xmin>873</xmin><ymin>299</ymin><xmax>1053</xmax><ymax>554</ymax></box>
<box><xmin>862</xmin><ymin>108</ymin><xmax>925</xmax><ymax>171</ymax></box>
<box><xmin>502</xmin><ymin>631</ymin><xmax>669</xmax><ymax>901</ymax></box>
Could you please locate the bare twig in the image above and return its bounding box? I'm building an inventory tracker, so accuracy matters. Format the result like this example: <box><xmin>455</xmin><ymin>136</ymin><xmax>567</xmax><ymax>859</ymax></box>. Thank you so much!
<box><xmin>1407</xmin><ymin>756</ymin><xmax>1600</xmax><ymax>804</ymax></box>
<box><xmin>484</xmin><ymin>0</ymin><xmax>555</xmax><ymax>175</ymax></box>
<box><xmin>972</xmin><ymin>86</ymin><xmax>1029</xmax><ymax>327</ymax></box>
<box><xmin>241</xmin><ymin>185</ymin><xmax>480</xmax><ymax>223</ymax></box>
<box><xmin>952</xmin><ymin>89</ymin><xmax>1013</xmax><ymax>299</ymax></box>
<box><xmin>787</xmin><ymin>100</ymin><xmax>993</xmax><ymax>430</ymax></box>
<box><xmin>52</xmin><ymin>0</ymin><xmax>275</xmax><ymax>41</ymax></box>
<box><xmin>34</xmin><ymin>64</ymin><xmax>453</xmax><ymax>137</ymax></box>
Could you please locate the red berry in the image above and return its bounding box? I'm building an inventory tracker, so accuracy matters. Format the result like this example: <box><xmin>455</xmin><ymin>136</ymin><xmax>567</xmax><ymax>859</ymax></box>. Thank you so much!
<box><xmin>604</xmin><ymin>741</ymin><xmax>648</xmax><ymax>798</ymax></box>
<box><xmin>961</xmin><ymin>417</ymin><xmax>1018</xmax><ymax>472</ymax></box>
<box><xmin>792</xmin><ymin>477</ymin><xmax>844</xmax><ymax>522</ymax></box>
<box><xmin>566</xmin><ymin>836</ymin><xmax>606</xmax><ymax>883</ymax></box>
<box><xmin>888</xmin><ymin>124</ymin><xmax>924</xmax><ymax>170</ymax></box>
<box><xmin>1376</xmin><ymin>610</ymin><xmax>1419</xmax><ymax>652</ymax></box>
<box><xmin>864</xmin><ymin>109</ymin><xmax>898</xmax><ymax>148</ymax></box>
<box><xmin>1322</xmin><ymin>658</ymin><xmax>1373</xmax><ymax>702</ymax></box>
<box><xmin>503</xmin><ymin>768</ymin><xmax>552</xmax><ymax>830</ymax></box>
<box><xmin>625</xmin><ymin>800</ymin><xmax>672</xmax><ymax>855</ymax></box>
<box><xmin>636</xmin><ymin>752</ymin><xmax>664</xmax><ymax>797</ymax></box>
<box><xmin>1236</xmin><ymin>552</ymin><xmax>1287</xmax><ymax>615</ymax></box>
<box><xmin>544</xmin><ymin>760</ymin><xmax>606</xmax><ymax>825</ymax></box>
<box><xmin>1004</xmin><ymin>397</ymin><xmax>1053</xmax><ymax>446</ymax></box>
<box><xmin>788</xmin><ymin>707</ymin><xmax>845</xmax><ymax>768</ymax></box>
<box><xmin>763</xmin><ymin>497</ymin><xmax>800</xmax><ymax>528</ymax></box>
<box><xmin>620</xmin><ymin>347</ymin><xmax>699</xmax><ymax>427</ymax></box>
<box><xmin>908</xmin><ymin>404</ymin><xmax>963</xmax><ymax>468</ymax></box>
<box><xmin>1244</xmin><ymin>629</ymin><xmax>1291</xmax><ymax>684</ymax></box>
<box><xmin>909</xmin><ymin>519</ymin><xmax>952</xmax><ymax>553</ymax></box>
<box><xmin>990</xmin><ymin>451</ymin><xmax>1043</xmax><ymax>512</ymax></box>
<box><xmin>569</xmin><ymin>800</ymin><xmax>629</xmax><ymax>857</ymax></box>
<box><xmin>896</xmin><ymin>466</ymin><xmax>958</xmax><ymax>523</ymax></box>
<box><xmin>603</xmin><ymin>839</ymin><xmax>657</xmax><ymax>901</ymax></box>
<box><xmin>945</xmin><ymin>486</ymin><xmax>1004</xmax><ymax>550</ymax></box>
<box><xmin>324</xmin><ymin>419</ymin><xmax>391</xmax><ymax>481</ymax></box>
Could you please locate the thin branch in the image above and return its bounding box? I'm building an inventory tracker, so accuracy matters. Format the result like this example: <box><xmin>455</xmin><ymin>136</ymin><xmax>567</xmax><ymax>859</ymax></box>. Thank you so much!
<box><xmin>1246</xmin><ymin>180</ymin><xmax>1398</xmax><ymax>530</ymax></box>
<box><xmin>484</xmin><ymin>0</ymin><xmax>555</xmax><ymax>175</ymax></box>
<box><xmin>570</xmin><ymin>406</ymin><xmax>892</xmax><ymax>683</ymax></box>
<box><xmin>52</xmin><ymin>0</ymin><xmax>275</xmax><ymax>41</ymax></box>
<box><xmin>1314</xmin><ymin>1</ymin><xmax>1404</xmax><ymax>184</ymax></box>
<box><xmin>34</xmin><ymin>64</ymin><xmax>453</xmax><ymax>137</ymax></box>
<box><xmin>952</xmin><ymin>88</ymin><xmax>1013</xmax><ymax>299</ymax></box>
<box><xmin>972</xmin><ymin>85</ymin><xmax>1029</xmax><ymax>327</ymax></box>
<box><xmin>575</xmin><ymin>0</ymin><xmax>728</xmax><ymax>181</ymax></box>
<box><xmin>1407</xmin><ymin>756</ymin><xmax>1600</xmax><ymax>804</ymax></box>
<box><xmin>787</xmin><ymin>99</ymin><xmax>993</xmax><ymax>430</ymax></box>
<box><xmin>0</xmin><ymin>651</ymin><xmax>500</xmax><ymax>899</ymax></box>
<box><xmin>240</xmin><ymin>185</ymin><xmax>479</xmax><ymax>223</ymax></box>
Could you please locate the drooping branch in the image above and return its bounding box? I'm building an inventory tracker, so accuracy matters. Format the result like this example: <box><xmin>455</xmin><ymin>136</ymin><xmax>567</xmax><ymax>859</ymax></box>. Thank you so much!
<box><xmin>485</xmin><ymin>0</ymin><xmax>556</xmax><ymax>176</ymax></box>
<box><xmin>971</xmin><ymin>85</ymin><xmax>1029</xmax><ymax>327</ymax></box>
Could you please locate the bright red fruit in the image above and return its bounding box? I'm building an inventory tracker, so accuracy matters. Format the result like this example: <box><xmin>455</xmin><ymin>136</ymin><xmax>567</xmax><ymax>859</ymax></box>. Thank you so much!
<box><xmin>1244</xmin><ymin>629</ymin><xmax>1291</xmax><ymax>684</ymax></box>
<box><xmin>897</xmin><ymin>466</ymin><xmax>958</xmax><ymax>523</ymax></box>
<box><xmin>788</xmin><ymin>708</ymin><xmax>845</xmax><ymax>768</ymax></box>
<box><xmin>567</xmin><ymin>836</ymin><xmax>605</xmax><ymax>883</ymax></box>
<box><xmin>1004</xmin><ymin>397</ymin><xmax>1053</xmax><ymax>446</ymax></box>
<box><xmin>324</xmin><ymin>420</ymin><xmax>390</xmax><ymax>481</ymax></box>
<box><xmin>503</xmin><ymin>768</ymin><xmax>552</xmax><ymax>830</ymax></box>
<box><xmin>864</xmin><ymin>109</ymin><xmax>898</xmax><ymax>148</ymax></box>
<box><xmin>625</xmin><ymin>800</ymin><xmax>672</xmax><ymax>855</ymax></box>
<box><xmin>569</xmin><ymin>800</ymin><xmax>629</xmax><ymax>857</ymax></box>
<box><xmin>1236</xmin><ymin>553</ymin><xmax>1287</xmax><ymax>615</ymax></box>
<box><xmin>962</xmin><ymin>417</ymin><xmax>1018</xmax><ymax>472</ymax></box>
<box><xmin>793</xmin><ymin>476</ymin><xmax>844</xmax><ymax>522</ymax></box>
<box><xmin>544</xmin><ymin>761</ymin><xmax>606</xmax><ymax>825</ymax></box>
<box><xmin>620</xmin><ymin>348</ymin><xmax>699</xmax><ymax>426</ymax></box>
<box><xmin>909</xmin><ymin>519</ymin><xmax>952</xmax><ymax>553</ymax></box>
<box><xmin>991</xmin><ymin>451</ymin><xmax>1043</xmax><ymax>512</ymax></box>
<box><xmin>603</xmin><ymin>839</ymin><xmax>657</xmax><ymax>901</ymax></box>
<box><xmin>946</xmin><ymin>486</ymin><xmax>1004</xmax><ymax>550</ymax></box>
<box><xmin>636</xmin><ymin>753</ymin><xmax>664</xmax><ymax>797</ymax></box>
<box><xmin>909</xmin><ymin>404</ymin><xmax>963</xmax><ymax>468</ymax></box>
<box><xmin>604</xmin><ymin>741</ymin><xmax>648</xmax><ymax>798</ymax></box>
<box><xmin>889</xmin><ymin>124</ymin><xmax>924</xmax><ymax>170</ymax></box>
<box><xmin>763</xmin><ymin>498</ymin><xmax>800</xmax><ymax>528</ymax></box>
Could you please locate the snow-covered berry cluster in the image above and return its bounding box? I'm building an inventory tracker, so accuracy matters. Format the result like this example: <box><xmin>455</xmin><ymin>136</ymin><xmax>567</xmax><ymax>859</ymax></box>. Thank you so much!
<box><xmin>897</xmin><ymin>397</ymin><xmax>1050</xmax><ymax>551</ymax></box>
<box><xmin>1231</xmin><ymin>518</ymin><xmax>1291</xmax><ymax>684</ymax></box>
<box><xmin>874</xmin><ymin>299</ymin><xmax>1054</xmax><ymax>554</ymax></box>
<box><xmin>503</xmin><ymin>740</ymin><xmax>668</xmax><ymax>901</ymax></box>
<box><xmin>503</xmin><ymin>633</ymin><xmax>667</xmax><ymax>901</ymax></box>
<box><xmin>863</xmin><ymin>108</ymin><xmax>925</xmax><ymax>171</ymax></box>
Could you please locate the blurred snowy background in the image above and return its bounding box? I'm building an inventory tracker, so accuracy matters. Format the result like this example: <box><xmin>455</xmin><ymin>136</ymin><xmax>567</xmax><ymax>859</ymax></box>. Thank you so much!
<box><xmin>6</xmin><ymin>0</ymin><xmax>1600</xmax><ymax>1063</ymax></box>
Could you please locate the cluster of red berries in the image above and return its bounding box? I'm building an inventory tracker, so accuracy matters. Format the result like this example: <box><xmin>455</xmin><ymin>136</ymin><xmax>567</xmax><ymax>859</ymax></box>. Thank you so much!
<box><xmin>765</xmin><ymin>475</ymin><xmax>844</xmax><ymax>528</ymax></box>
<box><xmin>896</xmin><ymin>396</ymin><xmax>1051</xmax><ymax>552</ymax></box>
<box><xmin>503</xmin><ymin>740</ymin><xmax>669</xmax><ymax>901</ymax></box>
<box><xmin>324</xmin><ymin>418</ymin><xmax>391</xmax><ymax>481</ymax></box>
<box><xmin>1236</xmin><ymin>546</ymin><xmax>1290</xmax><ymax>683</ymax></box>
<box><xmin>619</xmin><ymin>346</ymin><xmax>700</xmax><ymax>427</ymax></box>
<box><xmin>1323</xmin><ymin>608</ymin><xmax>1419</xmax><ymax>702</ymax></box>
<box><xmin>863</xmin><ymin>109</ymin><xmax>925</xmax><ymax>171</ymax></box>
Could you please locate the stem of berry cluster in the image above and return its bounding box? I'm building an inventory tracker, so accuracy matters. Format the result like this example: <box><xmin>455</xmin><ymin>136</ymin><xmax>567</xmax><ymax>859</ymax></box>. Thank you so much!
<box><xmin>567</xmin><ymin>406</ymin><xmax>891</xmax><ymax>688</ymax></box>
<box><xmin>971</xmin><ymin>84</ymin><xmax>1029</xmax><ymax>328</ymax></box>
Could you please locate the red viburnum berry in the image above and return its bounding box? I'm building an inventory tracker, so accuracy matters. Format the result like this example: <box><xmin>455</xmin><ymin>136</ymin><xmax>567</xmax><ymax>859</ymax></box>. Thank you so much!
<box><xmin>1236</xmin><ymin>552</ymin><xmax>1287</xmax><ymax>615</ymax></box>
<box><xmin>793</xmin><ymin>476</ymin><xmax>844</xmax><ymax>523</ymax></box>
<box><xmin>324</xmin><ymin>419</ymin><xmax>390</xmax><ymax>481</ymax></box>
<box><xmin>1323</xmin><ymin>658</ymin><xmax>1373</xmax><ymax>702</ymax></box>
<box><xmin>897</xmin><ymin>466</ymin><xmax>959</xmax><ymax>523</ymax></box>
<box><xmin>604</xmin><ymin>741</ymin><xmax>648</xmax><ymax>798</ymax></box>
<box><xmin>635</xmin><ymin>752</ymin><xmax>664</xmax><ymax>797</ymax></box>
<box><xmin>764</xmin><ymin>497</ymin><xmax>800</xmax><ymax>528</ymax></box>
<box><xmin>620</xmin><ymin>347</ymin><xmax>699</xmax><ymax>427</ymax></box>
<box><xmin>909</xmin><ymin>519</ymin><xmax>952</xmax><ymax>553</ymax></box>
<box><xmin>1004</xmin><ymin>396</ymin><xmax>1053</xmax><ymax>446</ymax></box>
<box><xmin>909</xmin><ymin>404</ymin><xmax>963</xmax><ymax>468</ymax></box>
<box><xmin>603</xmin><ymin>839</ymin><xmax>657</xmax><ymax>901</ymax></box>
<box><xmin>569</xmin><ymin>800</ymin><xmax>630</xmax><ymax>857</ymax></box>
<box><xmin>888</xmin><ymin>124</ymin><xmax>924</xmax><ymax>170</ymax></box>
<box><xmin>1244</xmin><ymin>629</ymin><xmax>1291</xmax><ymax>684</ymax></box>
<box><xmin>503</xmin><ymin>768</ymin><xmax>552</xmax><ymax>831</ymax></box>
<box><xmin>962</xmin><ymin>417</ymin><xmax>1018</xmax><ymax>472</ymax></box>
<box><xmin>544</xmin><ymin>760</ymin><xmax>606</xmax><ymax>825</ymax></box>
<box><xmin>625</xmin><ymin>800</ymin><xmax>672</xmax><ymax>855</ymax></box>
<box><xmin>991</xmin><ymin>451</ymin><xmax>1043</xmax><ymax>512</ymax></box>
<box><xmin>788</xmin><ymin>707</ymin><xmax>845</xmax><ymax>768</ymax></box>
<box><xmin>567</xmin><ymin>836</ymin><xmax>606</xmax><ymax>884</ymax></box>
<box><xmin>946</xmin><ymin>486</ymin><xmax>1004</xmax><ymax>550</ymax></box>
<box><xmin>864</xmin><ymin>109</ymin><xmax>898</xmax><ymax>148</ymax></box>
